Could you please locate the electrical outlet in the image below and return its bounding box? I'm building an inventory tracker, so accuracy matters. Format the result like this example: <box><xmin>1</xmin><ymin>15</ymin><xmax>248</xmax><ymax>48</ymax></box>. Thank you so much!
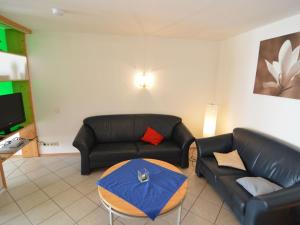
<box><xmin>39</xmin><ymin>141</ymin><xmax>59</xmax><ymax>147</ymax></box>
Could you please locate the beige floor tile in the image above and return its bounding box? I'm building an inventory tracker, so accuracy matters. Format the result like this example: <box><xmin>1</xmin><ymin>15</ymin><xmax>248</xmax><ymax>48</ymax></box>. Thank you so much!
<box><xmin>190</xmin><ymin>197</ymin><xmax>221</xmax><ymax>223</ymax></box>
<box><xmin>88</xmin><ymin>170</ymin><xmax>105</xmax><ymax>179</ymax></box>
<box><xmin>78</xmin><ymin>207</ymin><xmax>124</xmax><ymax>225</ymax></box>
<box><xmin>6</xmin><ymin>174</ymin><xmax>30</xmax><ymax>189</ymax></box>
<box><xmin>70</xmin><ymin>162</ymin><xmax>81</xmax><ymax>171</ymax></box>
<box><xmin>117</xmin><ymin>217</ymin><xmax>149</xmax><ymax>225</ymax></box>
<box><xmin>0</xmin><ymin>156</ymin><xmax>241</xmax><ymax>225</ymax></box>
<box><xmin>0</xmin><ymin>190</ymin><xmax>14</xmax><ymax>208</ymax></box>
<box><xmin>65</xmin><ymin>197</ymin><xmax>98</xmax><ymax>222</ymax></box>
<box><xmin>39</xmin><ymin>157</ymin><xmax>63</xmax><ymax>166</ymax></box>
<box><xmin>2</xmin><ymin>214</ymin><xmax>32</xmax><ymax>225</ymax></box>
<box><xmin>43</xmin><ymin>180</ymin><xmax>71</xmax><ymax>197</ymax></box>
<box><xmin>3</xmin><ymin>161</ymin><xmax>17</xmax><ymax>174</ymax></box>
<box><xmin>64</xmin><ymin>172</ymin><xmax>89</xmax><ymax>186</ymax></box>
<box><xmin>46</xmin><ymin>160</ymin><xmax>69</xmax><ymax>172</ymax></box>
<box><xmin>9</xmin><ymin>181</ymin><xmax>39</xmax><ymax>200</ymax></box>
<box><xmin>215</xmin><ymin>207</ymin><xmax>240</xmax><ymax>225</ymax></box>
<box><xmin>188</xmin><ymin>178</ymin><xmax>206</xmax><ymax>196</ymax></box>
<box><xmin>25</xmin><ymin>200</ymin><xmax>60</xmax><ymax>225</ymax></box>
<box><xmin>182</xmin><ymin>191</ymin><xmax>199</xmax><ymax>210</ymax></box>
<box><xmin>199</xmin><ymin>185</ymin><xmax>223</xmax><ymax>207</ymax></box>
<box><xmin>0</xmin><ymin>202</ymin><xmax>22</xmax><ymax>224</ymax></box>
<box><xmin>62</xmin><ymin>157</ymin><xmax>80</xmax><ymax>165</ymax></box>
<box><xmin>17</xmin><ymin>190</ymin><xmax>49</xmax><ymax>212</ymax></box>
<box><xmin>86</xmin><ymin>189</ymin><xmax>103</xmax><ymax>207</ymax></box>
<box><xmin>10</xmin><ymin>157</ymin><xmax>26</xmax><ymax>167</ymax></box>
<box><xmin>145</xmin><ymin>218</ymin><xmax>170</xmax><ymax>225</ymax></box>
<box><xmin>26</xmin><ymin>168</ymin><xmax>51</xmax><ymax>180</ymax></box>
<box><xmin>19</xmin><ymin>162</ymin><xmax>41</xmax><ymax>173</ymax></box>
<box><xmin>39</xmin><ymin>211</ymin><xmax>75</xmax><ymax>225</ymax></box>
<box><xmin>33</xmin><ymin>173</ymin><xmax>61</xmax><ymax>189</ymax></box>
<box><xmin>181</xmin><ymin>212</ymin><xmax>213</xmax><ymax>225</ymax></box>
<box><xmin>74</xmin><ymin>178</ymin><xmax>98</xmax><ymax>195</ymax></box>
<box><xmin>53</xmin><ymin>187</ymin><xmax>84</xmax><ymax>208</ymax></box>
<box><xmin>159</xmin><ymin>207</ymin><xmax>187</xmax><ymax>224</ymax></box>
<box><xmin>54</xmin><ymin>166</ymin><xmax>79</xmax><ymax>178</ymax></box>
<box><xmin>7</xmin><ymin>169</ymin><xmax>24</xmax><ymax>179</ymax></box>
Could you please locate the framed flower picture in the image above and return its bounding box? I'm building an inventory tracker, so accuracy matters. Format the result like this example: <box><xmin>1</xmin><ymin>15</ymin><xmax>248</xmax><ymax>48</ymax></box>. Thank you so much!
<box><xmin>254</xmin><ymin>31</ymin><xmax>300</xmax><ymax>100</ymax></box>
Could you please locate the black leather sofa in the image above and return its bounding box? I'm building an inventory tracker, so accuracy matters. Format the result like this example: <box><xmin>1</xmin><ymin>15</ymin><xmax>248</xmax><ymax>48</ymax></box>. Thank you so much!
<box><xmin>196</xmin><ymin>128</ymin><xmax>300</xmax><ymax>225</ymax></box>
<box><xmin>73</xmin><ymin>114</ymin><xmax>194</xmax><ymax>175</ymax></box>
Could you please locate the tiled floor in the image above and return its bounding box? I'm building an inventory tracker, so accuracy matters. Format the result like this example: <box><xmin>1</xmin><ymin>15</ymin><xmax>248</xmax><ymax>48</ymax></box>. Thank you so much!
<box><xmin>0</xmin><ymin>155</ymin><xmax>240</xmax><ymax>225</ymax></box>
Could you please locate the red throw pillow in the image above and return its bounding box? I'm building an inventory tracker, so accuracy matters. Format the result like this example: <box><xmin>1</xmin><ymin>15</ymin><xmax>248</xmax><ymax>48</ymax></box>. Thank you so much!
<box><xmin>141</xmin><ymin>127</ymin><xmax>164</xmax><ymax>145</ymax></box>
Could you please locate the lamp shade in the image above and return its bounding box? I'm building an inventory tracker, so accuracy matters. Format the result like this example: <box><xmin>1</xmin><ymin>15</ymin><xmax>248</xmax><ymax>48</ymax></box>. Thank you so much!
<box><xmin>203</xmin><ymin>104</ymin><xmax>218</xmax><ymax>137</ymax></box>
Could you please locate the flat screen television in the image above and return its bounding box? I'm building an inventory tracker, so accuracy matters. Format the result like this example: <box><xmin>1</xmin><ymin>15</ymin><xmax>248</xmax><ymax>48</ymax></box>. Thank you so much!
<box><xmin>0</xmin><ymin>93</ymin><xmax>26</xmax><ymax>134</ymax></box>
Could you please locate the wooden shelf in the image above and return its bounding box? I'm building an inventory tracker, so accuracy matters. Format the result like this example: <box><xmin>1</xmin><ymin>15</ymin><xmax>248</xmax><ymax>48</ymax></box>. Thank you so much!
<box><xmin>0</xmin><ymin>50</ymin><xmax>26</xmax><ymax>57</ymax></box>
<box><xmin>0</xmin><ymin>79</ymin><xmax>29</xmax><ymax>82</ymax></box>
<box><xmin>0</xmin><ymin>15</ymin><xmax>38</xmax><ymax>189</ymax></box>
<box><xmin>0</xmin><ymin>15</ymin><xmax>31</xmax><ymax>34</ymax></box>
<box><xmin>0</xmin><ymin>139</ymin><xmax>30</xmax><ymax>160</ymax></box>
<box><xmin>0</xmin><ymin>123</ymin><xmax>36</xmax><ymax>140</ymax></box>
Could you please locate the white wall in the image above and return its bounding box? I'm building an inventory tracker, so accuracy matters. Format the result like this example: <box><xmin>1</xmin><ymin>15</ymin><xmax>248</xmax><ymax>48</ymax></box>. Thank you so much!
<box><xmin>216</xmin><ymin>14</ymin><xmax>300</xmax><ymax>148</ymax></box>
<box><xmin>27</xmin><ymin>32</ymin><xmax>220</xmax><ymax>153</ymax></box>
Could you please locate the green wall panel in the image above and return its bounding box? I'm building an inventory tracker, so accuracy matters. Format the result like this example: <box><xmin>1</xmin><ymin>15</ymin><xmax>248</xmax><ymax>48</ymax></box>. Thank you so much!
<box><xmin>0</xmin><ymin>28</ymin><xmax>8</xmax><ymax>52</ymax></box>
<box><xmin>0</xmin><ymin>28</ymin><xmax>26</xmax><ymax>55</ymax></box>
<box><xmin>0</xmin><ymin>81</ymin><xmax>13</xmax><ymax>95</ymax></box>
<box><xmin>5</xmin><ymin>29</ymin><xmax>26</xmax><ymax>55</ymax></box>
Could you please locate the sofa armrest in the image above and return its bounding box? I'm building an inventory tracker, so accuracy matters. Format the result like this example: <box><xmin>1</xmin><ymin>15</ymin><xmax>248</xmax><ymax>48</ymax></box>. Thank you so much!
<box><xmin>73</xmin><ymin>125</ymin><xmax>95</xmax><ymax>154</ymax></box>
<box><xmin>244</xmin><ymin>185</ymin><xmax>300</xmax><ymax>225</ymax></box>
<box><xmin>172</xmin><ymin>123</ymin><xmax>195</xmax><ymax>150</ymax></box>
<box><xmin>195</xmin><ymin>133</ymin><xmax>233</xmax><ymax>157</ymax></box>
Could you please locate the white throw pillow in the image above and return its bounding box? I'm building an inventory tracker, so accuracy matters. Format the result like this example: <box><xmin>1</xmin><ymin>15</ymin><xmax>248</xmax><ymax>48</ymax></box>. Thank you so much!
<box><xmin>236</xmin><ymin>177</ymin><xmax>282</xmax><ymax>196</ymax></box>
<box><xmin>213</xmin><ymin>150</ymin><xmax>246</xmax><ymax>171</ymax></box>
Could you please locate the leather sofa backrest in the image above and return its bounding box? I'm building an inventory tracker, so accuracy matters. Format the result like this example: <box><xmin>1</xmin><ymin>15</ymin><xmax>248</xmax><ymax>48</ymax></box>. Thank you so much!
<box><xmin>233</xmin><ymin>128</ymin><xmax>300</xmax><ymax>188</ymax></box>
<box><xmin>84</xmin><ymin>114</ymin><xmax>181</xmax><ymax>143</ymax></box>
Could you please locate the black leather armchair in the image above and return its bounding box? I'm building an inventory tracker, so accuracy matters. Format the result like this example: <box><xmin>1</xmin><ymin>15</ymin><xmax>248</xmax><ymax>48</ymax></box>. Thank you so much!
<box><xmin>73</xmin><ymin>114</ymin><xmax>194</xmax><ymax>175</ymax></box>
<box><xmin>195</xmin><ymin>128</ymin><xmax>300</xmax><ymax>225</ymax></box>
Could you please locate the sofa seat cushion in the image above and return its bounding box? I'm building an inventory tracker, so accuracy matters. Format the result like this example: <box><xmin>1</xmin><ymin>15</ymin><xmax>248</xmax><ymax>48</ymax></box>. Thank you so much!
<box><xmin>136</xmin><ymin>141</ymin><xmax>181</xmax><ymax>159</ymax></box>
<box><xmin>218</xmin><ymin>175</ymin><xmax>252</xmax><ymax>215</ymax></box>
<box><xmin>89</xmin><ymin>142</ymin><xmax>138</xmax><ymax>163</ymax></box>
<box><xmin>199</xmin><ymin>157</ymin><xmax>248</xmax><ymax>183</ymax></box>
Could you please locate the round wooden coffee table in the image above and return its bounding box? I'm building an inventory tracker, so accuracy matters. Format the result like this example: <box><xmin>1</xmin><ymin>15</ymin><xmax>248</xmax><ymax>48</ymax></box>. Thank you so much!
<box><xmin>98</xmin><ymin>159</ymin><xmax>188</xmax><ymax>225</ymax></box>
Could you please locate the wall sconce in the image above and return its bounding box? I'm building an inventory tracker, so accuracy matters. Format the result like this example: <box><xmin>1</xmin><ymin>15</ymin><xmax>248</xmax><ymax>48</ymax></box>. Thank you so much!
<box><xmin>134</xmin><ymin>71</ymin><xmax>154</xmax><ymax>89</ymax></box>
<box><xmin>203</xmin><ymin>104</ymin><xmax>218</xmax><ymax>137</ymax></box>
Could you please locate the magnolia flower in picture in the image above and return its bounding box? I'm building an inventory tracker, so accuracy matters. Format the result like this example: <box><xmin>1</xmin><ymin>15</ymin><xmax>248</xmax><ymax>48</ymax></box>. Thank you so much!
<box><xmin>264</xmin><ymin>40</ymin><xmax>300</xmax><ymax>92</ymax></box>
<box><xmin>254</xmin><ymin>32</ymin><xmax>300</xmax><ymax>100</ymax></box>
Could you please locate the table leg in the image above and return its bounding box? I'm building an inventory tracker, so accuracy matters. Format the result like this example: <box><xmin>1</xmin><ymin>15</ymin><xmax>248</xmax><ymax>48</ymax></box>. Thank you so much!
<box><xmin>0</xmin><ymin>161</ymin><xmax>7</xmax><ymax>189</ymax></box>
<box><xmin>177</xmin><ymin>204</ymin><xmax>182</xmax><ymax>225</ymax></box>
<box><xmin>109</xmin><ymin>205</ymin><xmax>113</xmax><ymax>225</ymax></box>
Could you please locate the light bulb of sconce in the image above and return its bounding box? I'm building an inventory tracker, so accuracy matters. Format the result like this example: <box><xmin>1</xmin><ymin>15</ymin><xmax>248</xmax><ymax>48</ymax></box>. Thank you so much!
<box><xmin>144</xmin><ymin>72</ymin><xmax>154</xmax><ymax>88</ymax></box>
<box><xmin>134</xmin><ymin>72</ymin><xmax>146</xmax><ymax>88</ymax></box>
<box><xmin>134</xmin><ymin>71</ymin><xmax>154</xmax><ymax>89</ymax></box>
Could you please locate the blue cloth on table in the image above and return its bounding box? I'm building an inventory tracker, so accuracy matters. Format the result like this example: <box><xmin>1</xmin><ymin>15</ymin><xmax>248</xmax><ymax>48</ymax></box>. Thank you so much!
<box><xmin>97</xmin><ymin>159</ymin><xmax>187</xmax><ymax>220</ymax></box>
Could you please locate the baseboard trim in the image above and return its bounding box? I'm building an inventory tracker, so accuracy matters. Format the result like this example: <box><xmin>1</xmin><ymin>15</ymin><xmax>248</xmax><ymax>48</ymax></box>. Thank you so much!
<box><xmin>11</xmin><ymin>147</ymin><xmax>196</xmax><ymax>158</ymax></box>
<box><xmin>10</xmin><ymin>152</ymin><xmax>80</xmax><ymax>158</ymax></box>
<box><xmin>40</xmin><ymin>153</ymin><xmax>80</xmax><ymax>157</ymax></box>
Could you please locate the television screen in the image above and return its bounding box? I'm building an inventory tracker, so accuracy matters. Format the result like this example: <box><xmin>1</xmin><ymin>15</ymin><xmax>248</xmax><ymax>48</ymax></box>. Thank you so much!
<box><xmin>0</xmin><ymin>93</ymin><xmax>26</xmax><ymax>133</ymax></box>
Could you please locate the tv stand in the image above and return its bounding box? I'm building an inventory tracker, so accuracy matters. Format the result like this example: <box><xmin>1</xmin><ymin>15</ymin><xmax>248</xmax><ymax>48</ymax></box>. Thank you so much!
<box><xmin>2</xmin><ymin>126</ymin><xmax>24</xmax><ymax>135</ymax></box>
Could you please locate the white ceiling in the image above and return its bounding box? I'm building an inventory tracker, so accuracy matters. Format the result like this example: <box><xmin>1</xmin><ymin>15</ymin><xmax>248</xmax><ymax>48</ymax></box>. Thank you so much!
<box><xmin>1</xmin><ymin>0</ymin><xmax>300</xmax><ymax>40</ymax></box>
